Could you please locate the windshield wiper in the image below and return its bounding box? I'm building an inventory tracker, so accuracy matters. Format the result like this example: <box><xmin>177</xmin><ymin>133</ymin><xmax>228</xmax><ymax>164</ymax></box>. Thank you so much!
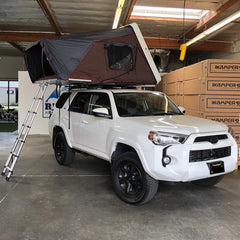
<box><xmin>152</xmin><ymin>112</ymin><xmax>182</xmax><ymax>116</ymax></box>
<box><xmin>128</xmin><ymin>113</ymin><xmax>149</xmax><ymax>117</ymax></box>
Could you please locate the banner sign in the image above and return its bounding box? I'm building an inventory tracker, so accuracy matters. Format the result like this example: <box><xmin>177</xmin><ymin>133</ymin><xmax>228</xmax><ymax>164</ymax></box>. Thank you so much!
<box><xmin>42</xmin><ymin>86</ymin><xmax>67</xmax><ymax>118</ymax></box>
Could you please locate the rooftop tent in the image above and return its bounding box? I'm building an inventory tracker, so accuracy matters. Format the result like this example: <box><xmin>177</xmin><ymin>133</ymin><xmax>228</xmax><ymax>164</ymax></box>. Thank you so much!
<box><xmin>24</xmin><ymin>23</ymin><xmax>160</xmax><ymax>85</ymax></box>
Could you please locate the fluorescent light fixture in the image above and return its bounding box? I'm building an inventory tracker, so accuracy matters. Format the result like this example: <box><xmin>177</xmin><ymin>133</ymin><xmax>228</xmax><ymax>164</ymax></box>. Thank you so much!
<box><xmin>132</xmin><ymin>6</ymin><xmax>208</xmax><ymax>20</ymax></box>
<box><xmin>112</xmin><ymin>0</ymin><xmax>126</xmax><ymax>29</ymax></box>
<box><xmin>186</xmin><ymin>10</ymin><xmax>240</xmax><ymax>46</ymax></box>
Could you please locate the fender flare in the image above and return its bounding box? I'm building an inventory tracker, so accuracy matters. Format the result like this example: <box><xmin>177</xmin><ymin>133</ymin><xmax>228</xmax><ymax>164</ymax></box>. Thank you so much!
<box><xmin>52</xmin><ymin>124</ymin><xmax>73</xmax><ymax>149</ymax></box>
<box><xmin>109</xmin><ymin>138</ymin><xmax>151</xmax><ymax>176</ymax></box>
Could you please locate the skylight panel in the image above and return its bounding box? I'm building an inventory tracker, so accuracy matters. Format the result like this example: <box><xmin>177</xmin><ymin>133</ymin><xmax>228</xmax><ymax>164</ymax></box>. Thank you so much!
<box><xmin>131</xmin><ymin>6</ymin><xmax>209</xmax><ymax>20</ymax></box>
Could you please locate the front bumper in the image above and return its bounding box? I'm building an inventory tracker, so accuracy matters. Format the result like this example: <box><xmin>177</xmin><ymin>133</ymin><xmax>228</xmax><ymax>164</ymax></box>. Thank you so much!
<box><xmin>144</xmin><ymin>132</ymin><xmax>238</xmax><ymax>182</ymax></box>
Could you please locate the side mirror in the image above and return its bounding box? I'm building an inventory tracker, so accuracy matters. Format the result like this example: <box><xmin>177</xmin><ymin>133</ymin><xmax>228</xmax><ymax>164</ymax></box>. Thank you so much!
<box><xmin>178</xmin><ymin>106</ymin><xmax>186</xmax><ymax>114</ymax></box>
<box><xmin>92</xmin><ymin>108</ymin><xmax>111</xmax><ymax>118</ymax></box>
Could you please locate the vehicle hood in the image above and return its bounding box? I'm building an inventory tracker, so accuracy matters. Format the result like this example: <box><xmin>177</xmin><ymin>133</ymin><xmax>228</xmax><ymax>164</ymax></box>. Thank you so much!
<box><xmin>121</xmin><ymin>115</ymin><xmax>228</xmax><ymax>135</ymax></box>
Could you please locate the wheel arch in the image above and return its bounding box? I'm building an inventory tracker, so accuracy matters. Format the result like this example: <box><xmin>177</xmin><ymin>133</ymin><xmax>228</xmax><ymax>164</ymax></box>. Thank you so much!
<box><xmin>110</xmin><ymin>140</ymin><xmax>153</xmax><ymax>179</ymax></box>
<box><xmin>111</xmin><ymin>142</ymin><xmax>139</xmax><ymax>163</ymax></box>
<box><xmin>52</xmin><ymin>126</ymin><xmax>63</xmax><ymax>148</ymax></box>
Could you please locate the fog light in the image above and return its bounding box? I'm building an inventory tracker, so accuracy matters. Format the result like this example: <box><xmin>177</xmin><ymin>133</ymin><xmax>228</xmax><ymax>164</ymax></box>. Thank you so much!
<box><xmin>163</xmin><ymin>156</ymin><xmax>171</xmax><ymax>166</ymax></box>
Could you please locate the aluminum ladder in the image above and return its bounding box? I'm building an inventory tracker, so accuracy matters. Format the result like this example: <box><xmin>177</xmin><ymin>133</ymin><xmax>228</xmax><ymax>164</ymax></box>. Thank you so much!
<box><xmin>1</xmin><ymin>83</ymin><xmax>48</xmax><ymax>181</ymax></box>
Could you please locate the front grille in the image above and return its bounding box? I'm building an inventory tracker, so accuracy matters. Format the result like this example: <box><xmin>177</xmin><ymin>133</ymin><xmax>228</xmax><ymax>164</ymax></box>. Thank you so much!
<box><xmin>194</xmin><ymin>134</ymin><xmax>228</xmax><ymax>144</ymax></box>
<box><xmin>189</xmin><ymin>146</ymin><xmax>231</xmax><ymax>162</ymax></box>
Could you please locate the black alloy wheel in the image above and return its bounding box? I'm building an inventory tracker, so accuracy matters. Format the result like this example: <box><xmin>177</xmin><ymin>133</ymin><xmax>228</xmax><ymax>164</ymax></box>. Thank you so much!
<box><xmin>54</xmin><ymin>131</ymin><xmax>75</xmax><ymax>165</ymax></box>
<box><xmin>55</xmin><ymin>135</ymin><xmax>65</xmax><ymax>164</ymax></box>
<box><xmin>117</xmin><ymin>161</ymin><xmax>143</xmax><ymax>198</ymax></box>
<box><xmin>112</xmin><ymin>152</ymin><xmax>158</xmax><ymax>205</ymax></box>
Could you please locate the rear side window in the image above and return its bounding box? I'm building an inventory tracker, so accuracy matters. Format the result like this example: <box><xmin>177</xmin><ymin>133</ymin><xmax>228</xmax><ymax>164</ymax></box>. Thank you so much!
<box><xmin>69</xmin><ymin>92</ymin><xmax>91</xmax><ymax>113</ymax></box>
<box><xmin>55</xmin><ymin>92</ymin><xmax>71</xmax><ymax>109</ymax></box>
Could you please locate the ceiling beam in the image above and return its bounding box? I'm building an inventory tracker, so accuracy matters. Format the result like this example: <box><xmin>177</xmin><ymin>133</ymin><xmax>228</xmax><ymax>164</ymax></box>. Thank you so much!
<box><xmin>0</xmin><ymin>32</ymin><xmax>233</xmax><ymax>53</ymax></box>
<box><xmin>145</xmin><ymin>38</ymin><xmax>180</xmax><ymax>49</ymax></box>
<box><xmin>145</xmin><ymin>37</ymin><xmax>233</xmax><ymax>52</ymax></box>
<box><xmin>8</xmin><ymin>42</ymin><xmax>24</xmax><ymax>53</ymax></box>
<box><xmin>0</xmin><ymin>32</ymin><xmax>58</xmax><ymax>42</ymax></box>
<box><xmin>116</xmin><ymin>0</ymin><xmax>137</xmax><ymax>27</ymax></box>
<box><xmin>36</xmin><ymin>0</ymin><xmax>62</xmax><ymax>36</ymax></box>
<box><xmin>194</xmin><ymin>41</ymin><xmax>233</xmax><ymax>52</ymax></box>
<box><xmin>123</xmin><ymin>0</ymin><xmax>137</xmax><ymax>25</ymax></box>
<box><xmin>184</xmin><ymin>0</ymin><xmax>239</xmax><ymax>39</ymax></box>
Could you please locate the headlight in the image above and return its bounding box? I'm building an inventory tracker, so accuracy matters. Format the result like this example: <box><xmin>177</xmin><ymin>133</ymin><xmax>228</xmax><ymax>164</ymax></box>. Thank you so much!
<box><xmin>148</xmin><ymin>131</ymin><xmax>188</xmax><ymax>146</ymax></box>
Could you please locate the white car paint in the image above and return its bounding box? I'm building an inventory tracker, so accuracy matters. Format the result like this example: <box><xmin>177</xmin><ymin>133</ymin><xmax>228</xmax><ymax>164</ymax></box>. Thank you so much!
<box><xmin>49</xmin><ymin>89</ymin><xmax>238</xmax><ymax>182</ymax></box>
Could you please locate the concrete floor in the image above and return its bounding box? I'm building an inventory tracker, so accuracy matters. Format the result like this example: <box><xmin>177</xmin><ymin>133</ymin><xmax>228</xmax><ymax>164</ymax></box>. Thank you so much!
<box><xmin>0</xmin><ymin>132</ymin><xmax>240</xmax><ymax>240</ymax></box>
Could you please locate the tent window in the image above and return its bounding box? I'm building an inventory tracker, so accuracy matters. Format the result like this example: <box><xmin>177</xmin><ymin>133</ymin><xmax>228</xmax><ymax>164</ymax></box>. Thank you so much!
<box><xmin>105</xmin><ymin>43</ymin><xmax>133</xmax><ymax>71</ymax></box>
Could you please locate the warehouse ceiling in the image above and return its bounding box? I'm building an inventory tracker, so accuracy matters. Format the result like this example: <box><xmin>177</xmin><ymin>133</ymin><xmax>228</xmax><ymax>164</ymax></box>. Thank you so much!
<box><xmin>0</xmin><ymin>0</ymin><xmax>240</xmax><ymax>56</ymax></box>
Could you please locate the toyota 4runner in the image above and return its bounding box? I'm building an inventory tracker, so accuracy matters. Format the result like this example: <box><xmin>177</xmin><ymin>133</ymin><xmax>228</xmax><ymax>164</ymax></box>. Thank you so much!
<box><xmin>49</xmin><ymin>89</ymin><xmax>237</xmax><ymax>204</ymax></box>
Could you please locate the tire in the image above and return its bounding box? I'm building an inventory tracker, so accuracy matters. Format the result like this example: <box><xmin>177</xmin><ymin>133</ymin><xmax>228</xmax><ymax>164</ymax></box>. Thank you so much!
<box><xmin>54</xmin><ymin>131</ymin><xmax>75</xmax><ymax>166</ymax></box>
<box><xmin>191</xmin><ymin>175</ymin><xmax>224</xmax><ymax>187</ymax></box>
<box><xmin>111</xmin><ymin>152</ymin><xmax>158</xmax><ymax>205</ymax></box>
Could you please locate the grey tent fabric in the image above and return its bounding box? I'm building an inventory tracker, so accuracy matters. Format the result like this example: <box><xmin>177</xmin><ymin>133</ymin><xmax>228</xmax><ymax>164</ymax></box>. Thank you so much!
<box><xmin>24</xmin><ymin>25</ymin><xmax>157</xmax><ymax>85</ymax></box>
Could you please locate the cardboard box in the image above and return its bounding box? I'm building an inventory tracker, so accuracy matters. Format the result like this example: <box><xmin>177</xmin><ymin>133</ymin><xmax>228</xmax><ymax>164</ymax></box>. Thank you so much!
<box><xmin>155</xmin><ymin>59</ymin><xmax>240</xmax><ymax>95</ymax></box>
<box><xmin>205</xmin><ymin>78</ymin><xmax>240</xmax><ymax>94</ymax></box>
<box><xmin>206</xmin><ymin>59</ymin><xmax>240</xmax><ymax>78</ymax></box>
<box><xmin>156</xmin><ymin>77</ymin><xmax>168</xmax><ymax>93</ymax></box>
<box><xmin>155</xmin><ymin>79</ymin><xmax>165</xmax><ymax>92</ymax></box>
<box><xmin>182</xmin><ymin>78</ymin><xmax>202</xmax><ymax>95</ymax></box>
<box><xmin>180</xmin><ymin>95</ymin><xmax>204</xmax><ymax>111</ymax></box>
<box><xmin>181</xmin><ymin>95</ymin><xmax>240</xmax><ymax>112</ymax></box>
<box><xmin>162</xmin><ymin>68</ymin><xmax>184</xmax><ymax>84</ymax></box>
<box><xmin>182</xmin><ymin>59</ymin><xmax>240</xmax><ymax>79</ymax></box>
<box><xmin>232</xmin><ymin>127</ymin><xmax>240</xmax><ymax>145</ymax></box>
<box><xmin>183</xmin><ymin>61</ymin><xmax>205</xmax><ymax>80</ymax></box>
<box><xmin>204</xmin><ymin>112</ymin><xmax>240</xmax><ymax>127</ymax></box>
<box><xmin>185</xmin><ymin>109</ymin><xmax>204</xmax><ymax>118</ymax></box>
<box><xmin>205</xmin><ymin>95</ymin><xmax>240</xmax><ymax>112</ymax></box>
<box><xmin>184</xmin><ymin>111</ymin><xmax>240</xmax><ymax>128</ymax></box>
<box><xmin>182</xmin><ymin>77</ymin><xmax>240</xmax><ymax>95</ymax></box>
<box><xmin>165</xmin><ymin>82</ymin><xmax>181</xmax><ymax>95</ymax></box>
<box><xmin>167</xmin><ymin>95</ymin><xmax>180</xmax><ymax>105</ymax></box>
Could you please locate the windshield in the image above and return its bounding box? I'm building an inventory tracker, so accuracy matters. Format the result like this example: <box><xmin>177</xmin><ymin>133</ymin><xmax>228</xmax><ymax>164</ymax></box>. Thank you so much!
<box><xmin>114</xmin><ymin>92</ymin><xmax>182</xmax><ymax>117</ymax></box>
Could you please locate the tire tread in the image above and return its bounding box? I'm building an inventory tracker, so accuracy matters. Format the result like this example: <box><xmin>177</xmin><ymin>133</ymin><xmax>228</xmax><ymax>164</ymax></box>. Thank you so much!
<box><xmin>54</xmin><ymin>131</ymin><xmax>75</xmax><ymax>166</ymax></box>
<box><xmin>112</xmin><ymin>151</ymin><xmax>158</xmax><ymax>205</ymax></box>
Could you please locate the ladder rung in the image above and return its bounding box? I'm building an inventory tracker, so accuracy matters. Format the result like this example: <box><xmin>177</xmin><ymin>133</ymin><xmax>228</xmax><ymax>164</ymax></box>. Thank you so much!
<box><xmin>10</xmin><ymin>152</ymin><xmax>19</xmax><ymax>157</ymax></box>
<box><xmin>21</xmin><ymin>124</ymin><xmax>31</xmax><ymax>129</ymax></box>
<box><xmin>1</xmin><ymin>83</ymin><xmax>48</xmax><ymax>181</ymax></box>
<box><xmin>28</xmin><ymin>111</ymin><xmax>37</xmax><ymax>114</ymax></box>
<box><xmin>16</xmin><ymin>137</ymin><xmax>25</xmax><ymax>142</ymax></box>
<box><xmin>5</xmin><ymin>167</ymin><xmax>12</xmax><ymax>172</ymax></box>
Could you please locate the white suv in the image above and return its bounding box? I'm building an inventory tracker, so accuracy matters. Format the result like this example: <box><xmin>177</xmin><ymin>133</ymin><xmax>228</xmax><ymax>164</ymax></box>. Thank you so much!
<box><xmin>49</xmin><ymin>89</ymin><xmax>237</xmax><ymax>204</ymax></box>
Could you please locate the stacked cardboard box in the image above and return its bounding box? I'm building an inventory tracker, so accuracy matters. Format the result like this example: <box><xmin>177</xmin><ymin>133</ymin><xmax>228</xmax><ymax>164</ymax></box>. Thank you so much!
<box><xmin>155</xmin><ymin>59</ymin><xmax>240</xmax><ymax>166</ymax></box>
